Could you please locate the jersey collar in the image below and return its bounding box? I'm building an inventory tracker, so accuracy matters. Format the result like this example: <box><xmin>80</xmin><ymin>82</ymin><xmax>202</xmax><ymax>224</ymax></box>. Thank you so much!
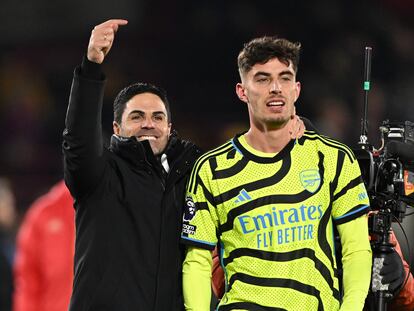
<box><xmin>231</xmin><ymin>132</ymin><xmax>295</xmax><ymax>164</ymax></box>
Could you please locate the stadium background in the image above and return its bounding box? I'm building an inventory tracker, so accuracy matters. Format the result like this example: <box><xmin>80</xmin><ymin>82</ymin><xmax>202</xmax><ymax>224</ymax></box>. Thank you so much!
<box><xmin>1</xmin><ymin>0</ymin><xmax>414</xmax><ymax>266</ymax></box>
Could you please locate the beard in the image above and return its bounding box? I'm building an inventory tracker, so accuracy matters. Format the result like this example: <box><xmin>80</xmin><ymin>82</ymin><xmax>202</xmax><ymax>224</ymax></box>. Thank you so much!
<box><xmin>146</xmin><ymin>137</ymin><xmax>169</xmax><ymax>156</ymax></box>
<box><xmin>260</xmin><ymin>114</ymin><xmax>291</xmax><ymax>130</ymax></box>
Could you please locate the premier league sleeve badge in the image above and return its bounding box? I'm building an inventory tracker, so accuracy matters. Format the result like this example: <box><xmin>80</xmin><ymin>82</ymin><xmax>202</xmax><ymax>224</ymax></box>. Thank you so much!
<box><xmin>183</xmin><ymin>196</ymin><xmax>197</xmax><ymax>222</ymax></box>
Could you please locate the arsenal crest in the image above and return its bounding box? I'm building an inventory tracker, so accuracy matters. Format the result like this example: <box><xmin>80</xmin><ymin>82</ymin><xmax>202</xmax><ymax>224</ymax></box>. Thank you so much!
<box><xmin>300</xmin><ymin>170</ymin><xmax>321</xmax><ymax>193</ymax></box>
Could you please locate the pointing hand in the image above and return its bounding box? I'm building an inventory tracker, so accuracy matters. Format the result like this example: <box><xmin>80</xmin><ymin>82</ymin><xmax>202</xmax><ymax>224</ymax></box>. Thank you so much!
<box><xmin>87</xmin><ymin>19</ymin><xmax>128</xmax><ymax>64</ymax></box>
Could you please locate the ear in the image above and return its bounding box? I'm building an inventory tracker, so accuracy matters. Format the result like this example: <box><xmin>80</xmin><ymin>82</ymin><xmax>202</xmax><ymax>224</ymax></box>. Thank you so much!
<box><xmin>236</xmin><ymin>83</ymin><xmax>248</xmax><ymax>103</ymax></box>
<box><xmin>294</xmin><ymin>81</ymin><xmax>301</xmax><ymax>103</ymax></box>
<box><xmin>113</xmin><ymin>121</ymin><xmax>120</xmax><ymax>135</ymax></box>
<box><xmin>167</xmin><ymin>123</ymin><xmax>172</xmax><ymax>135</ymax></box>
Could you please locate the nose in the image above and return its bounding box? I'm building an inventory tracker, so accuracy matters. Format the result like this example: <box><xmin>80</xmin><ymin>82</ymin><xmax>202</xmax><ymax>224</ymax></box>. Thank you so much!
<box><xmin>141</xmin><ymin>116</ymin><xmax>155</xmax><ymax>129</ymax></box>
<box><xmin>270</xmin><ymin>81</ymin><xmax>281</xmax><ymax>94</ymax></box>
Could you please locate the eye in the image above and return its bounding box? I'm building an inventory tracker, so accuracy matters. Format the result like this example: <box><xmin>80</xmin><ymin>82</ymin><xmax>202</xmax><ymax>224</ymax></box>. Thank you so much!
<box><xmin>256</xmin><ymin>77</ymin><xmax>269</xmax><ymax>83</ymax></box>
<box><xmin>281</xmin><ymin>75</ymin><xmax>292</xmax><ymax>82</ymax></box>
<box><xmin>153</xmin><ymin>115</ymin><xmax>165</xmax><ymax>122</ymax></box>
<box><xmin>131</xmin><ymin>115</ymin><xmax>142</xmax><ymax>120</ymax></box>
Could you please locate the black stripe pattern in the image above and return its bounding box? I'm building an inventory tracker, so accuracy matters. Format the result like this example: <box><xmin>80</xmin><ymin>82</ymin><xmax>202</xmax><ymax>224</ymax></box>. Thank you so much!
<box><xmin>226</xmin><ymin>273</ymin><xmax>324</xmax><ymax>311</ymax></box>
<box><xmin>187</xmin><ymin>133</ymin><xmax>365</xmax><ymax>310</ymax></box>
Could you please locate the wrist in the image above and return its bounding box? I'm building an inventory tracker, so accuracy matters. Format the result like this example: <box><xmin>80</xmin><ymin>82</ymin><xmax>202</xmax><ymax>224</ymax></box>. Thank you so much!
<box><xmin>80</xmin><ymin>55</ymin><xmax>104</xmax><ymax>80</ymax></box>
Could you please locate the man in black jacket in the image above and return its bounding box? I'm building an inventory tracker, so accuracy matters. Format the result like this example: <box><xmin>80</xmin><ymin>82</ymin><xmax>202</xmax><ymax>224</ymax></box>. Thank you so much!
<box><xmin>63</xmin><ymin>19</ymin><xmax>202</xmax><ymax>311</ymax></box>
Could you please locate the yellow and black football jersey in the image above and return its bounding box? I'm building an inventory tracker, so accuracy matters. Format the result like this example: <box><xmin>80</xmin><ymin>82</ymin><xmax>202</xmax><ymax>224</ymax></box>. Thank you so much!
<box><xmin>181</xmin><ymin>131</ymin><xmax>370</xmax><ymax>310</ymax></box>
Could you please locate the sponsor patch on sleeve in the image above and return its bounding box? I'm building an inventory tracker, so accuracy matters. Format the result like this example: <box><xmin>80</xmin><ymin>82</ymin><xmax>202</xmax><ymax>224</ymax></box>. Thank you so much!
<box><xmin>182</xmin><ymin>223</ymin><xmax>197</xmax><ymax>235</ymax></box>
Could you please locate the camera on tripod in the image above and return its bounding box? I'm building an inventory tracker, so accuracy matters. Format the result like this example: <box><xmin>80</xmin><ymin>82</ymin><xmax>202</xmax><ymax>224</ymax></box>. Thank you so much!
<box><xmin>351</xmin><ymin>47</ymin><xmax>414</xmax><ymax>311</ymax></box>
<box><xmin>355</xmin><ymin>120</ymin><xmax>414</xmax><ymax>229</ymax></box>
<box><xmin>354</xmin><ymin>120</ymin><xmax>414</xmax><ymax>310</ymax></box>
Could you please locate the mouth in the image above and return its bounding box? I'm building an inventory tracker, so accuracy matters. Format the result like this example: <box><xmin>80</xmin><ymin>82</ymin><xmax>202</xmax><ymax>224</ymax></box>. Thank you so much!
<box><xmin>266</xmin><ymin>100</ymin><xmax>285</xmax><ymax>107</ymax></box>
<box><xmin>137</xmin><ymin>135</ymin><xmax>157</xmax><ymax>141</ymax></box>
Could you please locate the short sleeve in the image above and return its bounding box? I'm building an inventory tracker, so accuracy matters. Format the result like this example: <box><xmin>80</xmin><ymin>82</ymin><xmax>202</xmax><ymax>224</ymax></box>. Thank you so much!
<box><xmin>332</xmin><ymin>150</ymin><xmax>370</xmax><ymax>224</ymax></box>
<box><xmin>181</xmin><ymin>161</ymin><xmax>218</xmax><ymax>250</ymax></box>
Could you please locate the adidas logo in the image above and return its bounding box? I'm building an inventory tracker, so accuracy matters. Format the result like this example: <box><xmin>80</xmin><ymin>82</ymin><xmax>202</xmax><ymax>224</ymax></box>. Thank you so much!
<box><xmin>234</xmin><ymin>189</ymin><xmax>252</xmax><ymax>203</ymax></box>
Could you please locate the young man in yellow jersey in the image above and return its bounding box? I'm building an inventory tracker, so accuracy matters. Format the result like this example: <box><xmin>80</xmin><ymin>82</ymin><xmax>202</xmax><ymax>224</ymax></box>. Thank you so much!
<box><xmin>181</xmin><ymin>36</ymin><xmax>372</xmax><ymax>310</ymax></box>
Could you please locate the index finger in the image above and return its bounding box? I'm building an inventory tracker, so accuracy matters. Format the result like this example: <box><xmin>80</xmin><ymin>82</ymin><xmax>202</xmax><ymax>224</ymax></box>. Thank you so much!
<box><xmin>96</xmin><ymin>19</ymin><xmax>128</xmax><ymax>31</ymax></box>
<box><xmin>110</xmin><ymin>19</ymin><xmax>128</xmax><ymax>33</ymax></box>
<box><xmin>102</xmin><ymin>19</ymin><xmax>129</xmax><ymax>26</ymax></box>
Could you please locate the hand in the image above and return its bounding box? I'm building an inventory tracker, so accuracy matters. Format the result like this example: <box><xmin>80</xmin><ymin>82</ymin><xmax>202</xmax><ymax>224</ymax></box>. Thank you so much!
<box><xmin>211</xmin><ymin>247</ymin><xmax>225</xmax><ymax>299</ymax></box>
<box><xmin>380</xmin><ymin>249</ymin><xmax>405</xmax><ymax>293</ymax></box>
<box><xmin>288</xmin><ymin>115</ymin><xmax>305</xmax><ymax>139</ymax></box>
<box><xmin>87</xmin><ymin>19</ymin><xmax>128</xmax><ymax>64</ymax></box>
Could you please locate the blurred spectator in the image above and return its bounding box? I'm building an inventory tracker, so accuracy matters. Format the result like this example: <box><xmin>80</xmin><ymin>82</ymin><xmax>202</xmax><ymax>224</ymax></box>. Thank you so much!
<box><xmin>314</xmin><ymin>96</ymin><xmax>352</xmax><ymax>143</ymax></box>
<box><xmin>0</xmin><ymin>178</ymin><xmax>17</xmax><ymax>311</ymax></box>
<box><xmin>0</xmin><ymin>54</ymin><xmax>54</xmax><ymax>171</ymax></box>
<box><xmin>13</xmin><ymin>180</ymin><xmax>74</xmax><ymax>311</ymax></box>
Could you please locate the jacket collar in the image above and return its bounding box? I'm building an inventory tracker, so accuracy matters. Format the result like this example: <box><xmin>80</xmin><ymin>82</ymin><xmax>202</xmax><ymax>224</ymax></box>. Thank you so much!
<box><xmin>109</xmin><ymin>134</ymin><xmax>155</xmax><ymax>167</ymax></box>
<box><xmin>108</xmin><ymin>130</ymin><xmax>196</xmax><ymax>168</ymax></box>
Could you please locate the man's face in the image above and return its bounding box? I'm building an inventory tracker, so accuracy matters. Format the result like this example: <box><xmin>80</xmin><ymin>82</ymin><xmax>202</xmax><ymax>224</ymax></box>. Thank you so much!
<box><xmin>236</xmin><ymin>57</ymin><xmax>301</xmax><ymax>130</ymax></box>
<box><xmin>113</xmin><ymin>93</ymin><xmax>171</xmax><ymax>155</ymax></box>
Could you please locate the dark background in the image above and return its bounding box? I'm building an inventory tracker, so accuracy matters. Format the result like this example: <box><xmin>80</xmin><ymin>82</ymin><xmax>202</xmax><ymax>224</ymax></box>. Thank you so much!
<box><xmin>1</xmin><ymin>0</ymin><xmax>413</xmax><ymax>263</ymax></box>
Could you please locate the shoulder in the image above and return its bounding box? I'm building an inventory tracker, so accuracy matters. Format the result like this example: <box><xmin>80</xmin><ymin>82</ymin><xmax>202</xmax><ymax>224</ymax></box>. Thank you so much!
<box><xmin>193</xmin><ymin>139</ymin><xmax>235</xmax><ymax>171</ymax></box>
<box><xmin>300</xmin><ymin>131</ymin><xmax>357</xmax><ymax>162</ymax></box>
<box><xmin>186</xmin><ymin>140</ymin><xmax>236</xmax><ymax>193</ymax></box>
<box><xmin>178</xmin><ymin>138</ymin><xmax>203</xmax><ymax>159</ymax></box>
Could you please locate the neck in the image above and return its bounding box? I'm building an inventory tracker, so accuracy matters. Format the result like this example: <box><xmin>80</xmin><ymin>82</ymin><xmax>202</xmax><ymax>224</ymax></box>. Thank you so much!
<box><xmin>244</xmin><ymin>123</ymin><xmax>292</xmax><ymax>153</ymax></box>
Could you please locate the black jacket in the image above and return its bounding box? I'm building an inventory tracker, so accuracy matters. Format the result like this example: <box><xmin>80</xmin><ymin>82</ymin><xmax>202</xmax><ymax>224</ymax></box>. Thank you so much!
<box><xmin>63</xmin><ymin>61</ymin><xmax>201</xmax><ymax>311</ymax></box>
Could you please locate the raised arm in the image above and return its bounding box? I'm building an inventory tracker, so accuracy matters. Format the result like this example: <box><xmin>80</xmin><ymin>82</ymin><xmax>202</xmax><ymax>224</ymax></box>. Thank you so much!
<box><xmin>62</xmin><ymin>19</ymin><xmax>127</xmax><ymax>198</ymax></box>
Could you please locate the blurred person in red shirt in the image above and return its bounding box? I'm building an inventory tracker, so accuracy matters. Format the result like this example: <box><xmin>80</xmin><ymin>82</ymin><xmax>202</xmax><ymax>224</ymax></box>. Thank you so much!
<box><xmin>13</xmin><ymin>180</ymin><xmax>74</xmax><ymax>311</ymax></box>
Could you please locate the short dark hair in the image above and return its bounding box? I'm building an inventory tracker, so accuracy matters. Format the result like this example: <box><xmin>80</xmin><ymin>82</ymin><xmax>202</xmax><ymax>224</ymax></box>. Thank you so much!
<box><xmin>113</xmin><ymin>82</ymin><xmax>171</xmax><ymax>124</ymax></box>
<box><xmin>238</xmin><ymin>36</ymin><xmax>301</xmax><ymax>76</ymax></box>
